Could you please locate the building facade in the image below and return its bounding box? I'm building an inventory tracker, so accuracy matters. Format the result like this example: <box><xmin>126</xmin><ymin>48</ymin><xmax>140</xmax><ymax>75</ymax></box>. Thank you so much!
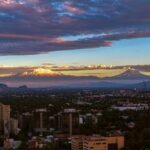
<box><xmin>0</xmin><ymin>103</ymin><xmax>11</xmax><ymax>136</ymax></box>
<box><xmin>61</xmin><ymin>109</ymin><xmax>79</xmax><ymax>136</ymax></box>
<box><xmin>71</xmin><ymin>135</ymin><xmax>124</xmax><ymax>150</ymax></box>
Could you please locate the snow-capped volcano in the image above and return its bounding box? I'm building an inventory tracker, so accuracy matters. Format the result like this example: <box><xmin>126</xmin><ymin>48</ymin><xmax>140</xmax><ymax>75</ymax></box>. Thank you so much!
<box><xmin>17</xmin><ymin>68</ymin><xmax>62</xmax><ymax>77</ymax></box>
<box><xmin>106</xmin><ymin>68</ymin><xmax>150</xmax><ymax>80</ymax></box>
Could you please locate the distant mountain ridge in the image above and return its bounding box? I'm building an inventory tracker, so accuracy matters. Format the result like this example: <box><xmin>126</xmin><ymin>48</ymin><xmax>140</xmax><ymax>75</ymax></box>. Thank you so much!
<box><xmin>0</xmin><ymin>68</ymin><xmax>149</xmax><ymax>87</ymax></box>
<box><xmin>0</xmin><ymin>81</ymin><xmax>150</xmax><ymax>90</ymax></box>
<box><xmin>7</xmin><ymin>68</ymin><xmax>150</xmax><ymax>80</ymax></box>
<box><xmin>0</xmin><ymin>83</ymin><xmax>8</xmax><ymax>89</ymax></box>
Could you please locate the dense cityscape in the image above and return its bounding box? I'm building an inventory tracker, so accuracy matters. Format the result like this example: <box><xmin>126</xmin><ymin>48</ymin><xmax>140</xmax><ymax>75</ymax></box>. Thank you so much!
<box><xmin>0</xmin><ymin>87</ymin><xmax>150</xmax><ymax>150</ymax></box>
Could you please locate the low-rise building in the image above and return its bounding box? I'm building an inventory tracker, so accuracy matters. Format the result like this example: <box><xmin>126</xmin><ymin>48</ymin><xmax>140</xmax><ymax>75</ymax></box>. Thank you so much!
<box><xmin>3</xmin><ymin>138</ymin><xmax>21</xmax><ymax>150</ymax></box>
<box><xmin>71</xmin><ymin>136</ymin><xmax>83</xmax><ymax>150</ymax></box>
<box><xmin>71</xmin><ymin>135</ymin><xmax>124</xmax><ymax>150</ymax></box>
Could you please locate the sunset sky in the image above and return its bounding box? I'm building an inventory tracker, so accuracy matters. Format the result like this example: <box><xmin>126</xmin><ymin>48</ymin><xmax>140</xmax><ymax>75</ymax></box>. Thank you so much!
<box><xmin>0</xmin><ymin>0</ymin><xmax>150</xmax><ymax>83</ymax></box>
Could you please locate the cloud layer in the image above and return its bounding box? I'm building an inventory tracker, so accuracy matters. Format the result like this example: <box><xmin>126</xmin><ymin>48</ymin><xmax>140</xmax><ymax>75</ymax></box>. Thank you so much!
<box><xmin>0</xmin><ymin>64</ymin><xmax>150</xmax><ymax>87</ymax></box>
<box><xmin>0</xmin><ymin>64</ymin><xmax>150</xmax><ymax>77</ymax></box>
<box><xmin>0</xmin><ymin>0</ymin><xmax>150</xmax><ymax>55</ymax></box>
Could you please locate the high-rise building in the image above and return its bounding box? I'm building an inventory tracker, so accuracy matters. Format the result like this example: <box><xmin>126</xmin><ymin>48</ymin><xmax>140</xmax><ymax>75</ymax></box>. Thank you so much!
<box><xmin>19</xmin><ymin>112</ymin><xmax>33</xmax><ymax>135</ymax></box>
<box><xmin>71</xmin><ymin>135</ymin><xmax>124</xmax><ymax>150</ymax></box>
<box><xmin>34</xmin><ymin>108</ymin><xmax>47</xmax><ymax>136</ymax></box>
<box><xmin>0</xmin><ymin>103</ymin><xmax>11</xmax><ymax>136</ymax></box>
<box><xmin>10</xmin><ymin>118</ymin><xmax>18</xmax><ymax>135</ymax></box>
<box><xmin>54</xmin><ymin>112</ymin><xmax>62</xmax><ymax>131</ymax></box>
<box><xmin>61</xmin><ymin>109</ymin><xmax>79</xmax><ymax>136</ymax></box>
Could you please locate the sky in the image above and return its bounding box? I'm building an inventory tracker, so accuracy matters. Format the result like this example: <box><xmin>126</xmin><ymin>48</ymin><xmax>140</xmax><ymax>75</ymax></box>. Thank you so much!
<box><xmin>0</xmin><ymin>0</ymin><xmax>150</xmax><ymax>86</ymax></box>
<box><xmin>1</xmin><ymin>37</ymin><xmax>150</xmax><ymax>67</ymax></box>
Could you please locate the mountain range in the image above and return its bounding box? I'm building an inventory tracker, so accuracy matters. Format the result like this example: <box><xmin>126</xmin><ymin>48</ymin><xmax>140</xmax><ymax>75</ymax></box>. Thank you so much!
<box><xmin>0</xmin><ymin>68</ymin><xmax>149</xmax><ymax>88</ymax></box>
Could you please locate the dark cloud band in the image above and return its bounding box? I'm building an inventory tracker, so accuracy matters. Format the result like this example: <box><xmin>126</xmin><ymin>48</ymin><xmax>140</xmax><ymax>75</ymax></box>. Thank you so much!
<box><xmin>0</xmin><ymin>0</ymin><xmax>150</xmax><ymax>55</ymax></box>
